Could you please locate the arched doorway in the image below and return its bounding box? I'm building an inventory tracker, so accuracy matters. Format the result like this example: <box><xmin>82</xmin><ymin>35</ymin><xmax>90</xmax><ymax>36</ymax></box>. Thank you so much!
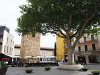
<box><xmin>78</xmin><ymin>55</ymin><xmax>86</xmax><ymax>64</ymax></box>
<box><xmin>88</xmin><ymin>55</ymin><xmax>98</xmax><ymax>63</ymax></box>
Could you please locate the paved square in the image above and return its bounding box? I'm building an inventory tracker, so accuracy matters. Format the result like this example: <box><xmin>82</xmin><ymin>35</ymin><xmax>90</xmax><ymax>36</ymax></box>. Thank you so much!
<box><xmin>6</xmin><ymin>66</ymin><xmax>93</xmax><ymax>75</ymax></box>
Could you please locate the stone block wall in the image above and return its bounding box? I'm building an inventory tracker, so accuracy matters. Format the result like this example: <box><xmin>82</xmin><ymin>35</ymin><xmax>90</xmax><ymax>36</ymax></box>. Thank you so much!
<box><xmin>20</xmin><ymin>34</ymin><xmax>40</xmax><ymax>58</ymax></box>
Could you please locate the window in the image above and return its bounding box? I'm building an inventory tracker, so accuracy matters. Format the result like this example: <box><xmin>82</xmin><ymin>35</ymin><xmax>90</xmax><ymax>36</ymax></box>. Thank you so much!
<box><xmin>40</xmin><ymin>58</ymin><xmax>42</xmax><ymax>61</ymax></box>
<box><xmin>11</xmin><ymin>40</ymin><xmax>12</xmax><ymax>43</ymax></box>
<box><xmin>7</xmin><ymin>46</ymin><xmax>8</xmax><ymax>53</ymax></box>
<box><xmin>12</xmin><ymin>48</ymin><xmax>13</xmax><ymax>51</ymax></box>
<box><xmin>84</xmin><ymin>45</ymin><xmax>88</xmax><ymax>51</ymax></box>
<box><xmin>4</xmin><ymin>45</ymin><xmax>6</xmax><ymax>52</ymax></box>
<box><xmin>78</xmin><ymin>46</ymin><xmax>81</xmax><ymax>52</ymax></box>
<box><xmin>10</xmin><ymin>47</ymin><xmax>11</xmax><ymax>51</ymax></box>
<box><xmin>91</xmin><ymin>35</ymin><xmax>94</xmax><ymax>40</ymax></box>
<box><xmin>92</xmin><ymin>44</ymin><xmax>96</xmax><ymax>51</ymax></box>
<box><xmin>0</xmin><ymin>38</ymin><xmax>3</xmax><ymax>42</ymax></box>
<box><xmin>84</xmin><ymin>37</ymin><xmax>86</xmax><ymax>42</ymax></box>
<box><xmin>0</xmin><ymin>36</ymin><xmax>3</xmax><ymax>42</ymax></box>
<box><xmin>0</xmin><ymin>45</ymin><xmax>2</xmax><ymax>51</ymax></box>
<box><xmin>7</xmin><ymin>38</ymin><xmax>8</xmax><ymax>41</ymax></box>
<box><xmin>0</xmin><ymin>42</ymin><xmax>2</xmax><ymax>45</ymax></box>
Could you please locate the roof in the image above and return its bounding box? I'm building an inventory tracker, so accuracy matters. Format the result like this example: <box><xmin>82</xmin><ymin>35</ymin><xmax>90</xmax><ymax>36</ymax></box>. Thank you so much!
<box><xmin>0</xmin><ymin>26</ymin><xmax>9</xmax><ymax>33</ymax></box>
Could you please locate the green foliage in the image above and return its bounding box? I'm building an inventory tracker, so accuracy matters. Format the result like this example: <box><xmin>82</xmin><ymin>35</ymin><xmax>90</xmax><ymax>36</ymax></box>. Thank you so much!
<box><xmin>78</xmin><ymin>68</ymin><xmax>88</xmax><ymax>71</ymax></box>
<box><xmin>91</xmin><ymin>70</ymin><xmax>100</xmax><ymax>75</ymax></box>
<box><xmin>44</xmin><ymin>66</ymin><xmax>51</xmax><ymax>71</ymax></box>
<box><xmin>17</xmin><ymin>0</ymin><xmax>100</xmax><ymax>38</ymax></box>
<box><xmin>17</xmin><ymin>0</ymin><xmax>100</xmax><ymax>65</ymax></box>
<box><xmin>0</xmin><ymin>61</ymin><xmax>7</xmax><ymax>69</ymax></box>
<box><xmin>25</xmin><ymin>69</ymin><xmax>33</xmax><ymax>73</ymax></box>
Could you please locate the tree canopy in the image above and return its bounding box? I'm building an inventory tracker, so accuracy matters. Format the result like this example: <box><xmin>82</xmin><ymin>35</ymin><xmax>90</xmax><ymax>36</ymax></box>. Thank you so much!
<box><xmin>17</xmin><ymin>0</ymin><xmax>100</xmax><ymax>65</ymax></box>
<box><xmin>17</xmin><ymin>0</ymin><xmax>100</xmax><ymax>38</ymax></box>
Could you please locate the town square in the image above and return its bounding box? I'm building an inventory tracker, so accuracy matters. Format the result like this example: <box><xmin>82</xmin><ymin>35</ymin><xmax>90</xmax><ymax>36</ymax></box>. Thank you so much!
<box><xmin>6</xmin><ymin>65</ymin><xmax>100</xmax><ymax>75</ymax></box>
<box><xmin>0</xmin><ymin>0</ymin><xmax>100</xmax><ymax>75</ymax></box>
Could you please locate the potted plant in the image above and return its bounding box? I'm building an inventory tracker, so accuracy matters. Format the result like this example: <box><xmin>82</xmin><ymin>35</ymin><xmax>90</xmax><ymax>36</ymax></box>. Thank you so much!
<box><xmin>44</xmin><ymin>66</ymin><xmax>51</xmax><ymax>71</ymax></box>
<box><xmin>0</xmin><ymin>61</ymin><xmax>8</xmax><ymax>75</ymax></box>
<box><xmin>80</xmin><ymin>68</ymin><xmax>88</xmax><ymax>71</ymax></box>
<box><xmin>91</xmin><ymin>70</ymin><xmax>100</xmax><ymax>75</ymax></box>
<box><xmin>25</xmin><ymin>69</ymin><xmax>33</xmax><ymax>73</ymax></box>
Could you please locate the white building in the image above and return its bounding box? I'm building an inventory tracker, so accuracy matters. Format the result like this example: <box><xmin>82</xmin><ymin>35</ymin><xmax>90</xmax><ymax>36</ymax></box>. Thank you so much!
<box><xmin>40</xmin><ymin>47</ymin><xmax>54</xmax><ymax>56</ymax></box>
<box><xmin>13</xmin><ymin>44</ymin><xmax>20</xmax><ymax>57</ymax></box>
<box><xmin>0</xmin><ymin>26</ymin><xmax>14</xmax><ymax>57</ymax></box>
<box><xmin>11</xmin><ymin>44</ymin><xmax>21</xmax><ymax>61</ymax></box>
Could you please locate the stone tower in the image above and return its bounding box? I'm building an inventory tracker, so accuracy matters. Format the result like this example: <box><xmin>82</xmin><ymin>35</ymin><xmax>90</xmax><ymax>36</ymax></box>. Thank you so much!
<box><xmin>20</xmin><ymin>34</ymin><xmax>40</xmax><ymax>58</ymax></box>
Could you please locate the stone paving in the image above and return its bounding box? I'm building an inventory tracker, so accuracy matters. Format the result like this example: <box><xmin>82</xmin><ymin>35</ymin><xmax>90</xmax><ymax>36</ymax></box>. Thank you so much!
<box><xmin>6</xmin><ymin>65</ymin><xmax>100</xmax><ymax>75</ymax></box>
<box><xmin>84</xmin><ymin>64</ymin><xmax>100</xmax><ymax>70</ymax></box>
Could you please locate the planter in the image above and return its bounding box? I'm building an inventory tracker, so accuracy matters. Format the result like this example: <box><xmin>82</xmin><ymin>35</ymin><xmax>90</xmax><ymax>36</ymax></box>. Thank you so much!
<box><xmin>25</xmin><ymin>69</ymin><xmax>33</xmax><ymax>73</ymax></box>
<box><xmin>0</xmin><ymin>61</ymin><xmax>8</xmax><ymax>75</ymax></box>
<box><xmin>58</xmin><ymin>64</ymin><xmax>83</xmax><ymax>71</ymax></box>
<box><xmin>91</xmin><ymin>70</ymin><xmax>100</xmax><ymax>75</ymax></box>
<box><xmin>0</xmin><ymin>67</ymin><xmax>8</xmax><ymax>75</ymax></box>
<box><xmin>44</xmin><ymin>66</ymin><xmax>51</xmax><ymax>71</ymax></box>
<box><xmin>79</xmin><ymin>68</ymin><xmax>88</xmax><ymax>71</ymax></box>
<box><xmin>92</xmin><ymin>72</ymin><xmax>99</xmax><ymax>75</ymax></box>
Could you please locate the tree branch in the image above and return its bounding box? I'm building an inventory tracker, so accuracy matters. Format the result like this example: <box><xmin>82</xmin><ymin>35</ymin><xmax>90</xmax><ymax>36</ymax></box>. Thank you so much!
<box><xmin>58</xmin><ymin>28</ymin><xmax>66</xmax><ymax>37</ymax></box>
<box><xmin>73</xmin><ymin>14</ymin><xmax>95</xmax><ymax>47</ymax></box>
<box><xmin>56</xmin><ymin>33</ymin><xmax>65</xmax><ymax>38</ymax></box>
<box><xmin>68</xmin><ymin>14</ymin><xmax>73</xmax><ymax>30</ymax></box>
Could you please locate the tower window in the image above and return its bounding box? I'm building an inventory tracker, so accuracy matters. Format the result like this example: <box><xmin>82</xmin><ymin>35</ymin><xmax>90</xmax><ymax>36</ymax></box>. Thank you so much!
<box><xmin>78</xmin><ymin>46</ymin><xmax>81</xmax><ymax>52</ymax></box>
<box><xmin>92</xmin><ymin>44</ymin><xmax>96</xmax><ymax>51</ymax></box>
<box><xmin>91</xmin><ymin>35</ymin><xmax>94</xmax><ymax>40</ymax></box>
<box><xmin>84</xmin><ymin>45</ymin><xmax>88</xmax><ymax>51</ymax></box>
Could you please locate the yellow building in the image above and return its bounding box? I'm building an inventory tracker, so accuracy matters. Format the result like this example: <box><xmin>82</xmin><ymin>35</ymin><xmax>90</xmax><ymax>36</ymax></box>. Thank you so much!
<box><xmin>56</xmin><ymin>35</ymin><xmax>68</xmax><ymax>62</ymax></box>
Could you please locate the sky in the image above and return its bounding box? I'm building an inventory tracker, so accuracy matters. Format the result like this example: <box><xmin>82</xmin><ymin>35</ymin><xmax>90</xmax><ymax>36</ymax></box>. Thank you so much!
<box><xmin>0</xmin><ymin>0</ymin><xmax>56</xmax><ymax>48</ymax></box>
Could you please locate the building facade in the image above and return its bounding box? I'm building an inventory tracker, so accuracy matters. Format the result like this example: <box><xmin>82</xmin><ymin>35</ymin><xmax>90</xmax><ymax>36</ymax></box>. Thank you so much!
<box><xmin>0</xmin><ymin>26</ymin><xmax>14</xmax><ymax>57</ymax></box>
<box><xmin>10</xmin><ymin>44</ymin><xmax>21</xmax><ymax>62</ymax></box>
<box><xmin>20</xmin><ymin>34</ymin><xmax>40</xmax><ymax>58</ymax></box>
<box><xmin>56</xmin><ymin>35</ymin><xmax>68</xmax><ymax>62</ymax></box>
<box><xmin>40</xmin><ymin>47</ymin><xmax>54</xmax><ymax>56</ymax></box>
<box><xmin>75</xmin><ymin>34</ymin><xmax>100</xmax><ymax>64</ymax></box>
<box><xmin>13</xmin><ymin>44</ymin><xmax>20</xmax><ymax>57</ymax></box>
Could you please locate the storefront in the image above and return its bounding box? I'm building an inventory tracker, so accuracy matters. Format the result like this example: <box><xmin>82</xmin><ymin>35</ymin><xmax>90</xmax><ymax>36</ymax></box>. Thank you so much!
<box><xmin>75</xmin><ymin>51</ymin><xmax>100</xmax><ymax>64</ymax></box>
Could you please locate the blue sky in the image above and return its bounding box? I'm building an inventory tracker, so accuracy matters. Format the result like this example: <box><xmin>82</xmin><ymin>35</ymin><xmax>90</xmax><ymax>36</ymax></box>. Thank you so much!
<box><xmin>0</xmin><ymin>0</ymin><xmax>56</xmax><ymax>48</ymax></box>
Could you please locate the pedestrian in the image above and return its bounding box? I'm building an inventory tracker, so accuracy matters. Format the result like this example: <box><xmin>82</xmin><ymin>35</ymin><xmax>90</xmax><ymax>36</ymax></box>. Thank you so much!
<box><xmin>62</xmin><ymin>59</ymin><xmax>65</xmax><ymax>64</ymax></box>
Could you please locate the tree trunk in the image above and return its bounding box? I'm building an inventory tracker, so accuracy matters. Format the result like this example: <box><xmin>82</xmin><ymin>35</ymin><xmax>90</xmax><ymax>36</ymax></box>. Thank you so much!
<box><xmin>67</xmin><ymin>46</ymin><xmax>75</xmax><ymax>65</ymax></box>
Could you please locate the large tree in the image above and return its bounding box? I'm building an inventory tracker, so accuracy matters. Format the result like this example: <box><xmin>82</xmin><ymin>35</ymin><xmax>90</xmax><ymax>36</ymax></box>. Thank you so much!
<box><xmin>17</xmin><ymin>0</ymin><xmax>100</xmax><ymax>65</ymax></box>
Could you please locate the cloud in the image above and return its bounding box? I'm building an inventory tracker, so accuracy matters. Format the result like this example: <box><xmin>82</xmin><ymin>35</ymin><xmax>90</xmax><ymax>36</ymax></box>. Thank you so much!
<box><xmin>0</xmin><ymin>0</ymin><xmax>26</xmax><ymax>44</ymax></box>
<box><xmin>0</xmin><ymin>0</ymin><xmax>56</xmax><ymax>48</ymax></box>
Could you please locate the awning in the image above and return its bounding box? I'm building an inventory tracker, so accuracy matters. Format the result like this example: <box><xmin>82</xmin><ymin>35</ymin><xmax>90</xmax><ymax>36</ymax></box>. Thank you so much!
<box><xmin>2</xmin><ymin>58</ymin><xmax>8</xmax><ymax>60</ymax></box>
<box><xmin>0</xmin><ymin>53</ymin><xmax>10</xmax><ymax>58</ymax></box>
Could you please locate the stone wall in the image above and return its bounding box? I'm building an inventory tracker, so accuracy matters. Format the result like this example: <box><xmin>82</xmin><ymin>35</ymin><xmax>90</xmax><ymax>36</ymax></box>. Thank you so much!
<box><xmin>20</xmin><ymin>34</ymin><xmax>40</xmax><ymax>58</ymax></box>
